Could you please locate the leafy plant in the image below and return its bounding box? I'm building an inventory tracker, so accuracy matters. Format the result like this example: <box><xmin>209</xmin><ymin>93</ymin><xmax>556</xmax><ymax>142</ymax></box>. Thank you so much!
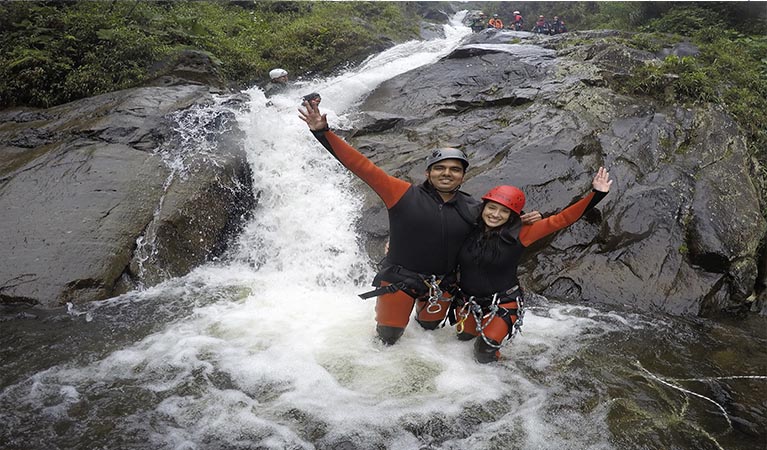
<box><xmin>623</xmin><ymin>55</ymin><xmax>716</xmax><ymax>105</ymax></box>
<box><xmin>626</xmin><ymin>32</ymin><xmax>680</xmax><ymax>53</ymax></box>
<box><xmin>642</xmin><ymin>6</ymin><xmax>720</xmax><ymax>36</ymax></box>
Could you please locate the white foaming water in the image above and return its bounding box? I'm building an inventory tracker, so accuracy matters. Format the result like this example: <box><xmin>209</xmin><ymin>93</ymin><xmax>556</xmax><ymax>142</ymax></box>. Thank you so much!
<box><xmin>2</xmin><ymin>13</ymin><xmax>651</xmax><ymax>450</ymax></box>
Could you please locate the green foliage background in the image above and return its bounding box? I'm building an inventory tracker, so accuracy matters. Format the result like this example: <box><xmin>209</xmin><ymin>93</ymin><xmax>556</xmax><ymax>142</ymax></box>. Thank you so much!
<box><xmin>0</xmin><ymin>0</ymin><xmax>422</xmax><ymax>108</ymax></box>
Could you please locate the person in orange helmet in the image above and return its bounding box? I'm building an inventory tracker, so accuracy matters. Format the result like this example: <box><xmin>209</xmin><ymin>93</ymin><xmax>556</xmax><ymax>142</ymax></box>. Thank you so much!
<box><xmin>453</xmin><ymin>167</ymin><xmax>612</xmax><ymax>363</ymax></box>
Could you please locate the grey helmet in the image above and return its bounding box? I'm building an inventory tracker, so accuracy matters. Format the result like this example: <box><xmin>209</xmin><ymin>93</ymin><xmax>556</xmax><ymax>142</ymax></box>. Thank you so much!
<box><xmin>426</xmin><ymin>148</ymin><xmax>469</xmax><ymax>170</ymax></box>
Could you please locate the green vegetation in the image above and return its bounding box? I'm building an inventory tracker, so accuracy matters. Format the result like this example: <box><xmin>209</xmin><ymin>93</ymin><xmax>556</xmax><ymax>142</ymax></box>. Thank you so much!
<box><xmin>0</xmin><ymin>1</ymin><xmax>421</xmax><ymax>108</ymax></box>
<box><xmin>621</xmin><ymin>5</ymin><xmax>767</xmax><ymax>161</ymax></box>
<box><xmin>625</xmin><ymin>32</ymin><xmax>681</xmax><ymax>54</ymax></box>
<box><xmin>467</xmin><ymin>2</ymin><xmax>766</xmax><ymax>36</ymax></box>
<box><xmin>467</xmin><ymin>2</ymin><xmax>767</xmax><ymax>159</ymax></box>
<box><xmin>622</xmin><ymin>55</ymin><xmax>717</xmax><ymax>104</ymax></box>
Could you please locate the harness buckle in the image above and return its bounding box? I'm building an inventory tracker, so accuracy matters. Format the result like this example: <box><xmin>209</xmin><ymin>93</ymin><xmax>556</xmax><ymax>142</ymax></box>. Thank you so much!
<box><xmin>462</xmin><ymin>288</ymin><xmax>526</xmax><ymax>348</ymax></box>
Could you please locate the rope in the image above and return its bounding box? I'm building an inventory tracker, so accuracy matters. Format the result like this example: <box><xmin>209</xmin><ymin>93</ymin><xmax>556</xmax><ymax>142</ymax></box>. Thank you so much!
<box><xmin>670</xmin><ymin>375</ymin><xmax>767</xmax><ymax>382</ymax></box>
<box><xmin>635</xmin><ymin>361</ymin><xmax>733</xmax><ymax>429</ymax></box>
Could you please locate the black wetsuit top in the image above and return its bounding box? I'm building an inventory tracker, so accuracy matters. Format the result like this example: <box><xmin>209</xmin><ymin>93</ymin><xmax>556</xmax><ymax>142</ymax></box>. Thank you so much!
<box><xmin>458</xmin><ymin>190</ymin><xmax>606</xmax><ymax>297</ymax></box>
<box><xmin>312</xmin><ymin>130</ymin><xmax>480</xmax><ymax>280</ymax></box>
<box><xmin>387</xmin><ymin>181</ymin><xmax>479</xmax><ymax>275</ymax></box>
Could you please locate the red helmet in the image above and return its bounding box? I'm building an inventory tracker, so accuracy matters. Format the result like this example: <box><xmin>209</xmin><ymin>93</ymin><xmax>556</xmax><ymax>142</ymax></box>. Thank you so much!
<box><xmin>482</xmin><ymin>185</ymin><xmax>525</xmax><ymax>214</ymax></box>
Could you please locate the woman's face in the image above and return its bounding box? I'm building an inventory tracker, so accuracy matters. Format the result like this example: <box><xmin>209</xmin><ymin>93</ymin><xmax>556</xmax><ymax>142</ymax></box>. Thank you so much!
<box><xmin>482</xmin><ymin>201</ymin><xmax>512</xmax><ymax>229</ymax></box>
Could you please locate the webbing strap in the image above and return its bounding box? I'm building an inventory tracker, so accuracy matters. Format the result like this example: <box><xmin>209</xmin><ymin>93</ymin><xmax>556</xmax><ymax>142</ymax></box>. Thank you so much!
<box><xmin>358</xmin><ymin>282</ymin><xmax>404</xmax><ymax>299</ymax></box>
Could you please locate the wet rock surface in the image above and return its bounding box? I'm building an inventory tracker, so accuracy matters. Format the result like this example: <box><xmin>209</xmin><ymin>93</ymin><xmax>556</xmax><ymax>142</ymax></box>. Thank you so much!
<box><xmin>0</xmin><ymin>85</ymin><xmax>254</xmax><ymax>307</ymax></box>
<box><xmin>347</xmin><ymin>30</ymin><xmax>765</xmax><ymax>316</ymax></box>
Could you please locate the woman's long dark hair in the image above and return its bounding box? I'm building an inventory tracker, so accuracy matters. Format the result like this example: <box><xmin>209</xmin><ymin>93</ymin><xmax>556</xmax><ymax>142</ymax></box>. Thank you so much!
<box><xmin>466</xmin><ymin>200</ymin><xmax>522</xmax><ymax>261</ymax></box>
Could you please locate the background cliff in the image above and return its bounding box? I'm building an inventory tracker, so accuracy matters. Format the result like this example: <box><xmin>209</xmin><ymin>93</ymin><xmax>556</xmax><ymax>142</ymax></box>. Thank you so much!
<box><xmin>346</xmin><ymin>29</ymin><xmax>766</xmax><ymax>317</ymax></box>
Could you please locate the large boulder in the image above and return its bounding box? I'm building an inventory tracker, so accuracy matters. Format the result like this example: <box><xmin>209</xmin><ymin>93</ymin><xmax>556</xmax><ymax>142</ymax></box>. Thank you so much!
<box><xmin>346</xmin><ymin>30</ymin><xmax>766</xmax><ymax>316</ymax></box>
<box><xmin>0</xmin><ymin>86</ymin><xmax>254</xmax><ymax>307</ymax></box>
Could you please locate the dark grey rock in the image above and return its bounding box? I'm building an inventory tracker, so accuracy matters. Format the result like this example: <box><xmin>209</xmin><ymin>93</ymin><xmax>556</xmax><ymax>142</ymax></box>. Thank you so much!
<box><xmin>0</xmin><ymin>85</ymin><xmax>254</xmax><ymax>307</ymax></box>
<box><xmin>146</xmin><ymin>49</ymin><xmax>228</xmax><ymax>89</ymax></box>
<box><xmin>347</xmin><ymin>32</ymin><xmax>765</xmax><ymax>316</ymax></box>
<box><xmin>657</xmin><ymin>41</ymin><xmax>700</xmax><ymax>58</ymax></box>
<box><xmin>420</xmin><ymin>21</ymin><xmax>446</xmax><ymax>40</ymax></box>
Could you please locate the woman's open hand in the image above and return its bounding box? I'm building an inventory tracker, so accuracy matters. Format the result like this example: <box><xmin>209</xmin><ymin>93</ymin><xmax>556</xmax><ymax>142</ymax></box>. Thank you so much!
<box><xmin>592</xmin><ymin>166</ymin><xmax>612</xmax><ymax>192</ymax></box>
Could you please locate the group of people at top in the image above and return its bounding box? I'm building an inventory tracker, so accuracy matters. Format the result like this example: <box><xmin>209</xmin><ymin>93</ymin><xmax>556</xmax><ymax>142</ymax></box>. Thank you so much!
<box><xmin>533</xmin><ymin>14</ymin><xmax>568</xmax><ymax>35</ymax></box>
<box><xmin>470</xmin><ymin>11</ymin><xmax>568</xmax><ymax>35</ymax></box>
<box><xmin>298</xmin><ymin>97</ymin><xmax>611</xmax><ymax>363</ymax></box>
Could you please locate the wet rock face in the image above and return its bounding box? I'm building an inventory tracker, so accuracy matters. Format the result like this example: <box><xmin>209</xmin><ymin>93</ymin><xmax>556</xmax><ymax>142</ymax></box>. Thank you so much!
<box><xmin>349</xmin><ymin>30</ymin><xmax>765</xmax><ymax>316</ymax></box>
<box><xmin>146</xmin><ymin>49</ymin><xmax>229</xmax><ymax>89</ymax></box>
<box><xmin>0</xmin><ymin>86</ymin><xmax>254</xmax><ymax>307</ymax></box>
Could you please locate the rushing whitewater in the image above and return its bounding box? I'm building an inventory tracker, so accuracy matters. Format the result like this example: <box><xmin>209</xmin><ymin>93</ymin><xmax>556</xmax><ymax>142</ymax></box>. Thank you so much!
<box><xmin>1</xmin><ymin>12</ymin><xmax>764</xmax><ymax>450</ymax></box>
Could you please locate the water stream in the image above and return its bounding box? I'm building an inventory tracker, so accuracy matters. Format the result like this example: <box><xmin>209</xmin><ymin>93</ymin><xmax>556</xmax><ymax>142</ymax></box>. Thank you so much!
<box><xmin>1</xmin><ymin>13</ymin><xmax>765</xmax><ymax>450</ymax></box>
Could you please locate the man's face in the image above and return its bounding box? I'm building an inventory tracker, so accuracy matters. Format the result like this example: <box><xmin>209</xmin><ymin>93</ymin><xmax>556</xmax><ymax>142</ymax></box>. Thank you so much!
<box><xmin>426</xmin><ymin>159</ymin><xmax>465</xmax><ymax>192</ymax></box>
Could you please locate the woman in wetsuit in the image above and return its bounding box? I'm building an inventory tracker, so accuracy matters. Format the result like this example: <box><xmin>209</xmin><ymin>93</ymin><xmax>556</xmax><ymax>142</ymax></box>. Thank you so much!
<box><xmin>454</xmin><ymin>167</ymin><xmax>612</xmax><ymax>362</ymax></box>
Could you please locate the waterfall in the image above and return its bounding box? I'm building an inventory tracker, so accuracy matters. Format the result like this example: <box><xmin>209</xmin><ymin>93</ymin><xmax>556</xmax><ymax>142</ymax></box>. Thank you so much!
<box><xmin>2</xmin><ymin>11</ymin><xmax>763</xmax><ymax>450</ymax></box>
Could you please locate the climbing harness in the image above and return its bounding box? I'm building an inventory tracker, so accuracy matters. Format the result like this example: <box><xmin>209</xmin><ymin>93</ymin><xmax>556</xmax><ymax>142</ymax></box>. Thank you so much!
<box><xmin>358</xmin><ymin>264</ymin><xmax>452</xmax><ymax>304</ymax></box>
<box><xmin>357</xmin><ymin>281</ymin><xmax>406</xmax><ymax>299</ymax></box>
<box><xmin>456</xmin><ymin>285</ymin><xmax>525</xmax><ymax>348</ymax></box>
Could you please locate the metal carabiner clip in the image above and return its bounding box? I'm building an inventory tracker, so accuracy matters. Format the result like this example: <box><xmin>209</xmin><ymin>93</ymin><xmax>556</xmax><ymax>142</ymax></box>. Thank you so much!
<box><xmin>426</xmin><ymin>299</ymin><xmax>443</xmax><ymax>314</ymax></box>
<box><xmin>427</xmin><ymin>275</ymin><xmax>442</xmax><ymax>300</ymax></box>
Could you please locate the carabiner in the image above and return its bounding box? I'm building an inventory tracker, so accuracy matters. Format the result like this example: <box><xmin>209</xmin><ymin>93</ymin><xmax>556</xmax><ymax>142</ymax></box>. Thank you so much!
<box><xmin>426</xmin><ymin>301</ymin><xmax>443</xmax><ymax>314</ymax></box>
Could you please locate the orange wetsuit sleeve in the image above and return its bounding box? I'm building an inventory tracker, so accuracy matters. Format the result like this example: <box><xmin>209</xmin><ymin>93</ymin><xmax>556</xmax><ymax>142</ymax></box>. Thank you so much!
<box><xmin>314</xmin><ymin>130</ymin><xmax>410</xmax><ymax>208</ymax></box>
<box><xmin>519</xmin><ymin>190</ymin><xmax>604</xmax><ymax>247</ymax></box>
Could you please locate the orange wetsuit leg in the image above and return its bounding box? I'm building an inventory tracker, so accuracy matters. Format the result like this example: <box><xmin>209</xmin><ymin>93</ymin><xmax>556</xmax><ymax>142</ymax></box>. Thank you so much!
<box><xmin>375</xmin><ymin>287</ymin><xmax>415</xmax><ymax>329</ymax></box>
<box><xmin>484</xmin><ymin>300</ymin><xmax>519</xmax><ymax>342</ymax></box>
<box><xmin>473</xmin><ymin>300</ymin><xmax>519</xmax><ymax>363</ymax></box>
<box><xmin>479</xmin><ymin>315</ymin><xmax>513</xmax><ymax>343</ymax></box>
<box><xmin>414</xmin><ymin>291</ymin><xmax>453</xmax><ymax>330</ymax></box>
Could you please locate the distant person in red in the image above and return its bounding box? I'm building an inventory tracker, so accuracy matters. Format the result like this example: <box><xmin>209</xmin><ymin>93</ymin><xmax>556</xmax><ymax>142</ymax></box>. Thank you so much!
<box><xmin>533</xmin><ymin>15</ymin><xmax>549</xmax><ymax>34</ymax></box>
<box><xmin>512</xmin><ymin>10</ymin><xmax>524</xmax><ymax>31</ymax></box>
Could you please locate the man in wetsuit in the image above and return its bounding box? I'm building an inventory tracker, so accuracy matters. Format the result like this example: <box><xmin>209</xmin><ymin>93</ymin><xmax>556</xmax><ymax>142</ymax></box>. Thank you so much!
<box><xmin>533</xmin><ymin>15</ymin><xmax>549</xmax><ymax>34</ymax></box>
<box><xmin>299</xmin><ymin>100</ymin><xmax>541</xmax><ymax>345</ymax></box>
<box><xmin>469</xmin><ymin>12</ymin><xmax>486</xmax><ymax>33</ymax></box>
